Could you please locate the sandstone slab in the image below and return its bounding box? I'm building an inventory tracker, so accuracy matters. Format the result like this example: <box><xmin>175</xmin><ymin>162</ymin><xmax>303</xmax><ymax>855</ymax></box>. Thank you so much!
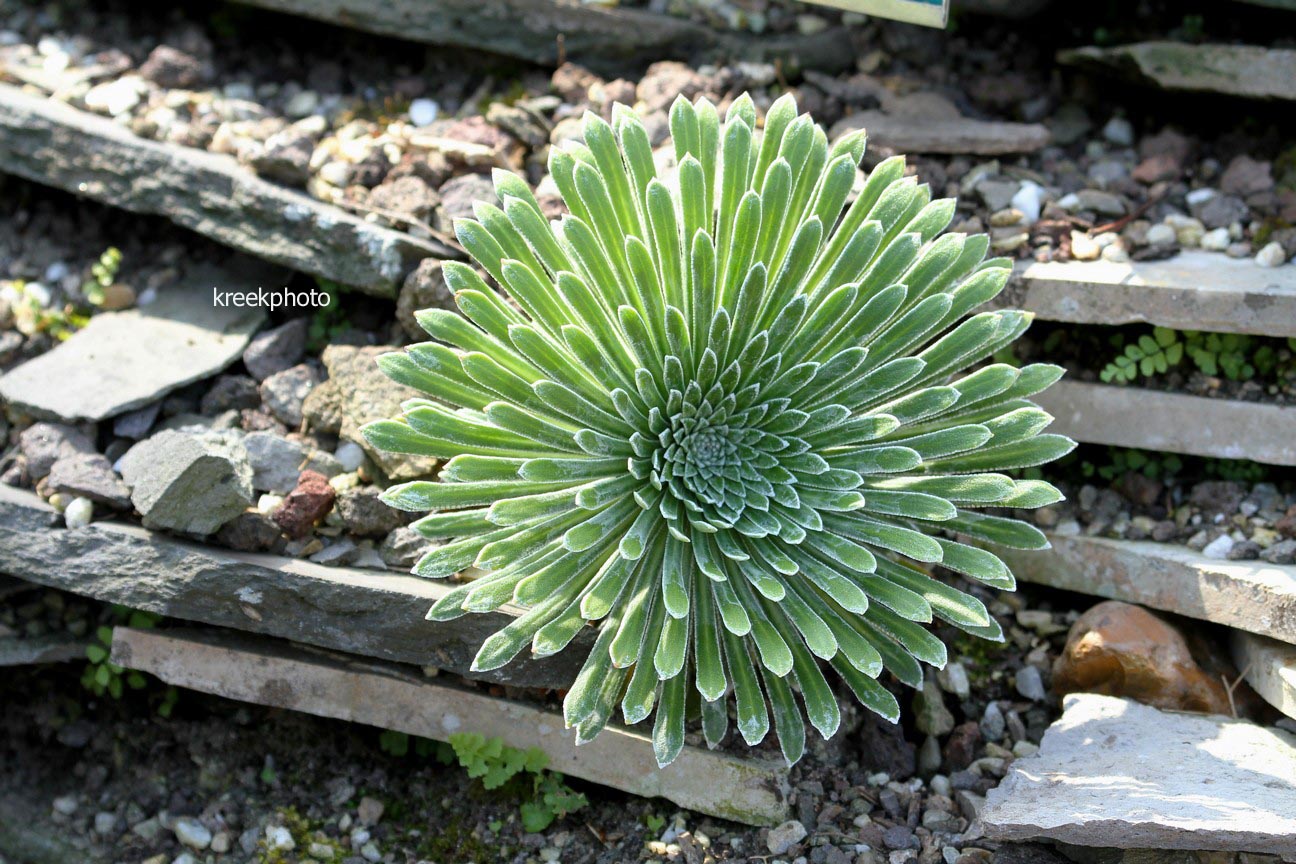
<box><xmin>998</xmin><ymin>252</ymin><xmax>1296</xmax><ymax>339</ymax></box>
<box><xmin>1061</xmin><ymin>42</ymin><xmax>1296</xmax><ymax>102</ymax></box>
<box><xmin>112</xmin><ymin>626</ymin><xmax>791</xmax><ymax>826</ymax></box>
<box><xmin>998</xmin><ymin>534</ymin><xmax>1296</xmax><ymax>644</ymax></box>
<box><xmin>0</xmin><ymin>83</ymin><xmax>456</xmax><ymax>294</ymax></box>
<box><xmin>982</xmin><ymin>693</ymin><xmax>1296</xmax><ymax>855</ymax></box>
<box><xmin>0</xmin><ymin>262</ymin><xmax>268</xmax><ymax>422</ymax></box>
<box><xmin>0</xmin><ymin>484</ymin><xmax>586</xmax><ymax>688</ymax></box>
<box><xmin>1034</xmin><ymin>380</ymin><xmax>1296</xmax><ymax>467</ymax></box>
<box><xmin>831</xmin><ymin>112</ymin><xmax>1050</xmax><ymax>155</ymax></box>
<box><xmin>1231</xmin><ymin>630</ymin><xmax>1296</xmax><ymax>721</ymax></box>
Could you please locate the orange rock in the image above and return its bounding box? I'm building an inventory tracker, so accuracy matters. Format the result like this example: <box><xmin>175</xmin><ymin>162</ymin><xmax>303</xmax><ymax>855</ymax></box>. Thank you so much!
<box><xmin>1052</xmin><ymin>600</ymin><xmax>1232</xmax><ymax>715</ymax></box>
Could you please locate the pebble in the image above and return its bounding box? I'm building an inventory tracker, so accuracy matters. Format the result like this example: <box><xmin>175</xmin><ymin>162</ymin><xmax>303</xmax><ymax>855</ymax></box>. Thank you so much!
<box><xmin>1010</xmin><ymin>181</ymin><xmax>1043</xmax><ymax>224</ymax></box>
<box><xmin>172</xmin><ymin>854</ymin><xmax>197</xmax><ymax>864</ymax></box>
<box><xmin>210</xmin><ymin>832</ymin><xmax>230</xmax><ymax>853</ymax></box>
<box><xmin>1070</xmin><ymin>231</ymin><xmax>1100</xmax><ymax>261</ymax></box>
<box><xmin>51</xmin><ymin>794</ymin><xmax>78</xmax><ymax>815</ymax></box>
<box><xmin>357</xmin><ymin>796</ymin><xmax>384</xmax><ymax>826</ymax></box>
<box><xmin>1145</xmin><ymin>223</ymin><xmax>1177</xmax><ymax>246</ymax></box>
<box><xmin>1256</xmin><ymin>241</ymin><xmax>1287</xmax><ymax>268</ymax></box>
<box><xmin>174</xmin><ymin>817</ymin><xmax>212</xmax><ymax>850</ymax></box>
<box><xmin>979</xmin><ymin>702</ymin><xmax>1005</xmax><ymax>742</ymax></box>
<box><xmin>64</xmin><ymin>496</ymin><xmax>94</xmax><ymax>529</ymax></box>
<box><xmin>94</xmin><ymin>812</ymin><xmax>117</xmax><ymax>835</ymax></box>
<box><xmin>308</xmin><ymin>842</ymin><xmax>335</xmax><ymax>859</ymax></box>
<box><xmin>767</xmin><ymin>820</ymin><xmax>807</xmax><ymax>855</ymax></box>
<box><xmin>936</xmin><ymin>662</ymin><xmax>970</xmax><ymax>700</ymax></box>
<box><xmin>84</xmin><ymin>76</ymin><xmax>144</xmax><ymax>116</ymax></box>
<box><xmin>360</xmin><ymin>842</ymin><xmax>382</xmax><ymax>862</ymax></box>
<box><xmin>1202</xmin><ymin>534</ymin><xmax>1235</xmax><ymax>560</ymax></box>
<box><xmin>265</xmin><ymin>824</ymin><xmax>295</xmax><ymax>851</ymax></box>
<box><xmin>1102</xmin><ymin>116</ymin><xmax>1134</xmax><ymax>146</ymax></box>
<box><xmin>334</xmin><ymin>440</ymin><xmax>366</xmax><ymax>472</ymax></box>
<box><xmin>1015</xmin><ymin>666</ymin><xmax>1047</xmax><ymax>701</ymax></box>
<box><xmin>409</xmin><ymin>98</ymin><xmax>439</xmax><ymax>126</ymax></box>
<box><xmin>1201</xmin><ymin>227</ymin><xmax>1231</xmax><ymax>251</ymax></box>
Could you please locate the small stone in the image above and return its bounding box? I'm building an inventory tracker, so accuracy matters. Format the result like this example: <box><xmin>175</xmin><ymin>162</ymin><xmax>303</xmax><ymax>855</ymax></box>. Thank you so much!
<box><xmin>937</xmin><ymin>662</ymin><xmax>971</xmax><ymax>700</ymax></box>
<box><xmin>1202</xmin><ymin>534</ymin><xmax>1236</xmax><ymax>559</ymax></box>
<box><xmin>1201</xmin><ymin>227</ymin><xmax>1232</xmax><ymax>251</ymax></box>
<box><xmin>1070</xmin><ymin>231</ymin><xmax>1100</xmax><ymax>261</ymax></box>
<box><xmin>63</xmin><ymin>496</ymin><xmax>94</xmax><ymax>529</ymax></box>
<box><xmin>1101</xmin><ymin>117</ymin><xmax>1134</xmax><ymax>146</ymax></box>
<box><xmin>980</xmin><ymin>702</ymin><xmax>1006</xmax><ymax>742</ymax></box>
<box><xmin>334</xmin><ymin>441</ymin><xmax>366</xmax><ymax>472</ymax></box>
<box><xmin>336</xmin><ymin>487</ymin><xmax>406</xmax><ymax>537</ymax></box>
<box><xmin>119</xmin><ymin>429</ymin><xmax>253</xmax><ymax>535</ymax></box>
<box><xmin>1010</xmin><ymin>181</ymin><xmax>1043</xmax><ymax>224</ymax></box>
<box><xmin>919</xmin><ymin>735</ymin><xmax>943</xmax><ymax>775</ymax></box>
<box><xmin>215</xmin><ymin>511</ymin><xmax>283</xmax><ymax>552</ymax></box>
<box><xmin>308</xmin><ymin>841</ymin><xmax>335</xmax><ymax>859</ymax></box>
<box><xmin>1256</xmin><ymin>242</ymin><xmax>1287</xmax><ymax>268</ymax></box>
<box><xmin>944</xmin><ymin>722</ymin><xmax>981</xmax><ymax>771</ymax></box>
<box><xmin>20</xmin><ymin>422</ymin><xmax>95</xmax><ymax>479</ymax></box>
<box><xmin>139</xmin><ymin>45</ymin><xmax>203</xmax><ymax>89</ymax></box>
<box><xmin>265</xmin><ymin>824</ymin><xmax>295</xmax><ymax>851</ymax></box>
<box><xmin>1261</xmin><ymin>540</ymin><xmax>1296</xmax><ymax>565</ymax></box>
<box><xmin>767</xmin><ymin>820</ymin><xmax>808</xmax><ymax>855</ymax></box>
<box><xmin>360</xmin><ymin>841</ymin><xmax>381</xmax><ymax>862</ymax></box>
<box><xmin>172</xmin><ymin>854</ymin><xmax>198</xmax><ymax>864</ymax></box>
<box><xmin>1015</xmin><ymin>666</ymin><xmax>1047</xmax><ymax>702</ymax></box>
<box><xmin>914</xmin><ymin>677</ymin><xmax>955</xmax><ymax>737</ymax></box>
<box><xmin>174</xmin><ymin>817</ymin><xmax>212</xmax><ymax>850</ymax></box>
<box><xmin>273</xmin><ymin>470</ymin><xmax>336</xmax><ymax>539</ymax></box>
<box><xmin>201</xmin><ymin>374</ymin><xmax>261</xmax><ymax>414</ymax></box>
<box><xmin>1145</xmin><ymin>223</ymin><xmax>1177</xmax><ymax>246</ymax></box>
<box><xmin>357</xmin><ymin>796</ymin><xmax>384</xmax><ymax>826</ymax></box>
<box><xmin>94</xmin><ymin>812</ymin><xmax>117</xmax><ymax>835</ymax></box>
<box><xmin>259</xmin><ymin>363</ymin><xmax>320</xmax><ymax>427</ymax></box>
<box><xmin>210</xmin><ymin>832</ymin><xmax>230</xmax><ymax>854</ymax></box>
<box><xmin>409</xmin><ymin>98</ymin><xmax>439</xmax><ymax>126</ymax></box>
<box><xmin>52</xmin><ymin>795</ymin><xmax>78</xmax><ymax>815</ymax></box>
<box><xmin>397</xmin><ymin>258</ymin><xmax>453</xmax><ymax>340</ymax></box>
<box><xmin>367</xmin><ymin>175</ymin><xmax>440</xmax><ymax>222</ymax></box>
<box><xmin>378</xmin><ymin>525</ymin><xmax>434</xmax><ymax>568</ymax></box>
<box><xmin>243</xmin><ymin>318</ymin><xmax>308</xmax><ymax>381</ymax></box>
<box><xmin>84</xmin><ymin>76</ymin><xmax>145</xmax><ymax>116</ymax></box>
<box><xmin>47</xmin><ymin>453</ymin><xmax>131</xmax><ymax>509</ymax></box>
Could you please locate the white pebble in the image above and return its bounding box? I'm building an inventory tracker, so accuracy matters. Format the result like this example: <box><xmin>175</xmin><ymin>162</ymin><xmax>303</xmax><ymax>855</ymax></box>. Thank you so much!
<box><xmin>52</xmin><ymin>795</ymin><xmax>78</xmax><ymax>815</ymax></box>
<box><xmin>1101</xmin><ymin>244</ymin><xmax>1130</xmax><ymax>263</ymax></box>
<box><xmin>1146</xmin><ymin>223</ymin><xmax>1177</xmax><ymax>246</ymax></box>
<box><xmin>64</xmin><ymin>497</ymin><xmax>94</xmax><ymax>529</ymax></box>
<box><xmin>1202</xmin><ymin>534</ymin><xmax>1235</xmax><ymax>560</ymax></box>
<box><xmin>318</xmin><ymin>161</ymin><xmax>352</xmax><ymax>187</ymax></box>
<box><xmin>1201</xmin><ymin>228</ymin><xmax>1231</xmax><ymax>252</ymax></box>
<box><xmin>1070</xmin><ymin>231</ymin><xmax>1100</xmax><ymax>261</ymax></box>
<box><xmin>174</xmin><ymin>817</ymin><xmax>212</xmax><ymax>850</ymax></box>
<box><xmin>265</xmin><ymin>825</ymin><xmax>295</xmax><ymax>851</ymax></box>
<box><xmin>334</xmin><ymin>441</ymin><xmax>366</xmax><ymax>472</ymax></box>
<box><xmin>1185</xmin><ymin>187</ymin><xmax>1216</xmax><ymax>206</ymax></box>
<box><xmin>1256</xmin><ymin>241</ymin><xmax>1287</xmax><ymax>268</ymax></box>
<box><xmin>94</xmin><ymin>812</ymin><xmax>117</xmax><ymax>835</ymax></box>
<box><xmin>1010</xmin><ymin>181</ymin><xmax>1044</xmax><ymax>225</ymax></box>
<box><xmin>409</xmin><ymin>98</ymin><xmax>439</xmax><ymax>127</ymax></box>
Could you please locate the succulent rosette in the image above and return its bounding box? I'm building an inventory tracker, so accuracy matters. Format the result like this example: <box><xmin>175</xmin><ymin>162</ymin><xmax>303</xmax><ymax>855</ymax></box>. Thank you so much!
<box><xmin>364</xmin><ymin>92</ymin><xmax>1073</xmax><ymax>766</ymax></box>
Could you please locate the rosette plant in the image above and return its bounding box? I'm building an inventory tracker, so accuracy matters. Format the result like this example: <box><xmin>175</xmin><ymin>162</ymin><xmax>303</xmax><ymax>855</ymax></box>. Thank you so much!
<box><xmin>364</xmin><ymin>92</ymin><xmax>1073</xmax><ymax>767</ymax></box>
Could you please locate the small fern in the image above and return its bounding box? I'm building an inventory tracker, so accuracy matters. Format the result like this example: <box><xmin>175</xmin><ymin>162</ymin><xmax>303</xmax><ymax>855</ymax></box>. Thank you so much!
<box><xmin>1100</xmin><ymin>327</ymin><xmax>1182</xmax><ymax>383</ymax></box>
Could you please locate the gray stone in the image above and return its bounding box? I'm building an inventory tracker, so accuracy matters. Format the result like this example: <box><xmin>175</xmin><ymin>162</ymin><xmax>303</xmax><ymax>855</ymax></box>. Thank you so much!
<box><xmin>982</xmin><ymin>694</ymin><xmax>1296</xmax><ymax>855</ymax></box>
<box><xmin>1000</xmin><ymin>532</ymin><xmax>1296</xmax><ymax>644</ymax></box>
<box><xmin>259</xmin><ymin>364</ymin><xmax>319</xmax><ymax>428</ymax></box>
<box><xmin>112</xmin><ymin>402</ymin><xmax>160</xmax><ymax>439</ymax></box>
<box><xmin>378</xmin><ymin>525</ymin><xmax>435</xmax><ymax>569</ymax></box>
<box><xmin>225</xmin><ymin>0</ymin><xmax>855</xmax><ymax>73</ymax></box>
<box><xmin>173</xmin><ymin>817</ymin><xmax>212</xmax><ymax>850</ymax></box>
<box><xmin>0</xmin><ymin>483</ymin><xmax>587</xmax><ymax>689</ymax></box>
<box><xmin>396</xmin><ymin>259</ymin><xmax>453</xmax><ymax>341</ymax></box>
<box><xmin>118</xmin><ymin>429</ymin><xmax>253</xmax><ymax>535</ymax></box>
<box><xmin>113</xmin><ymin>626</ymin><xmax>791</xmax><ymax>827</ymax></box>
<box><xmin>243</xmin><ymin>318</ymin><xmax>308</xmax><ymax>381</ymax></box>
<box><xmin>0</xmin><ymin>265</ymin><xmax>268</xmax><ymax>423</ymax></box>
<box><xmin>999</xmin><ymin>252</ymin><xmax>1296</xmax><ymax>339</ymax></box>
<box><xmin>46</xmin><ymin>453</ymin><xmax>131</xmax><ymax>509</ymax></box>
<box><xmin>1193</xmin><ymin>194</ymin><xmax>1249</xmax><ymax>230</ymax></box>
<box><xmin>302</xmin><ymin>379</ymin><xmax>344</xmax><ymax>435</ymax></box>
<box><xmin>1035</xmin><ymin>380</ymin><xmax>1296</xmax><ymax>467</ymax></box>
<box><xmin>1231</xmin><ymin>631</ymin><xmax>1296</xmax><ymax>722</ymax></box>
<box><xmin>247</xmin><ymin>128</ymin><xmax>314</xmax><ymax>187</ymax></box>
<box><xmin>1060</xmin><ymin>43</ymin><xmax>1296</xmax><ymax>102</ymax></box>
<box><xmin>980</xmin><ymin>702</ymin><xmax>1005</xmax><ymax>742</ymax></box>
<box><xmin>215</xmin><ymin>511</ymin><xmax>284</xmax><ymax>553</ymax></box>
<box><xmin>366</xmin><ymin>175</ymin><xmax>440</xmax><ymax>222</ymax></box>
<box><xmin>243</xmin><ymin>431</ymin><xmax>308</xmax><ymax>493</ymax></box>
<box><xmin>335</xmin><ymin>486</ymin><xmax>408</xmax><ymax>537</ymax></box>
<box><xmin>19</xmin><ymin>422</ymin><xmax>94</xmax><ymax>478</ymax></box>
<box><xmin>435</xmin><ymin>172</ymin><xmax>497</xmax><ymax>232</ymax></box>
<box><xmin>914</xmin><ymin>677</ymin><xmax>955</xmax><ymax>737</ymax></box>
<box><xmin>321</xmin><ymin>345</ymin><xmax>438</xmax><ymax>481</ymax></box>
<box><xmin>830</xmin><ymin>112</ymin><xmax>1050</xmax><ymax>155</ymax></box>
<box><xmin>0</xmin><ymin>632</ymin><xmax>85</xmax><ymax>666</ymax></box>
<box><xmin>1014</xmin><ymin>666</ymin><xmax>1047</xmax><ymax>702</ymax></box>
<box><xmin>766</xmin><ymin>820</ymin><xmax>808</xmax><ymax>854</ymax></box>
<box><xmin>0</xmin><ymin>83</ymin><xmax>456</xmax><ymax>294</ymax></box>
<box><xmin>200</xmin><ymin>375</ymin><xmax>261</xmax><ymax>414</ymax></box>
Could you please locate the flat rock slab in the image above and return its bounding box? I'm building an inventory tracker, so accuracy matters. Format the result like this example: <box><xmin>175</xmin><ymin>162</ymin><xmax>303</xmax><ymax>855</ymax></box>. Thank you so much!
<box><xmin>1035</xmin><ymin>380</ymin><xmax>1296</xmax><ymax>466</ymax></box>
<box><xmin>997</xmin><ymin>533</ymin><xmax>1296</xmax><ymax>644</ymax></box>
<box><xmin>0</xmin><ymin>83</ymin><xmax>457</xmax><ymax>295</ymax></box>
<box><xmin>112</xmin><ymin>626</ymin><xmax>792</xmax><ymax>827</ymax></box>
<box><xmin>999</xmin><ymin>252</ymin><xmax>1296</xmax><ymax>339</ymax></box>
<box><xmin>830</xmin><ymin>112</ymin><xmax>1050</xmax><ymax>155</ymax></box>
<box><xmin>0</xmin><ymin>484</ymin><xmax>588</xmax><ymax>689</ymax></box>
<box><xmin>981</xmin><ymin>693</ymin><xmax>1296</xmax><ymax>856</ymax></box>
<box><xmin>229</xmin><ymin>0</ymin><xmax>855</xmax><ymax>72</ymax></box>
<box><xmin>1232</xmin><ymin>631</ymin><xmax>1296</xmax><ymax>721</ymax></box>
<box><xmin>1060</xmin><ymin>42</ymin><xmax>1296</xmax><ymax>101</ymax></box>
<box><xmin>0</xmin><ymin>634</ymin><xmax>85</xmax><ymax>666</ymax></box>
<box><xmin>0</xmin><ymin>262</ymin><xmax>269</xmax><ymax>422</ymax></box>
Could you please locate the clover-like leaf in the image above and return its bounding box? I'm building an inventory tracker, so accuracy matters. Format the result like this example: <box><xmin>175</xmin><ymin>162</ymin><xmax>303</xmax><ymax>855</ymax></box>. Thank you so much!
<box><xmin>365</xmin><ymin>92</ymin><xmax>1073</xmax><ymax>767</ymax></box>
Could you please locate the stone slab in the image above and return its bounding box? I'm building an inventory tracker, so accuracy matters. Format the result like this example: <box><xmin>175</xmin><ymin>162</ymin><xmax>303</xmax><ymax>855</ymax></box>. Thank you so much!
<box><xmin>981</xmin><ymin>693</ymin><xmax>1296</xmax><ymax>856</ymax></box>
<box><xmin>229</xmin><ymin>0</ymin><xmax>856</xmax><ymax>73</ymax></box>
<box><xmin>0</xmin><ymin>484</ymin><xmax>589</xmax><ymax>689</ymax></box>
<box><xmin>1035</xmin><ymin>380</ymin><xmax>1296</xmax><ymax>467</ymax></box>
<box><xmin>998</xmin><ymin>252</ymin><xmax>1296</xmax><ymax>339</ymax></box>
<box><xmin>830</xmin><ymin>112</ymin><xmax>1050</xmax><ymax>155</ymax></box>
<box><xmin>1231</xmin><ymin>630</ymin><xmax>1296</xmax><ymax>721</ymax></box>
<box><xmin>997</xmin><ymin>533</ymin><xmax>1296</xmax><ymax>644</ymax></box>
<box><xmin>1060</xmin><ymin>42</ymin><xmax>1296</xmax><ymax>102</ymax></box>
<box><xmin>0</xmin><ymin>262</ymin><xmax>269</xmax><ymax>422</ymax></box>
<box><xmin>0</xmin><ymin>634</ymin><xmax>85</xmax><ymax>666</ymax></box>
<box><xmin>111</xmin><ymin>626</ymin><xmax>792</xmax><ymax>827</ymax></box>
<box><xmin>0</xmin><ymin>83</ymin><xmax>456</xmax><ymax>295</ymax></box>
